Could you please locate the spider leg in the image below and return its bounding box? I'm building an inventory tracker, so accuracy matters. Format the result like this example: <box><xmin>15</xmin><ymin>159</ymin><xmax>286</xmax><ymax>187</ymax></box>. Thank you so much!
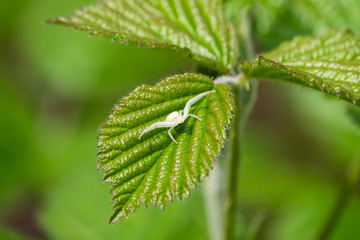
<box><xmin>179</xmin><ymin>110</ymin><xmax>184</xmax><ymax>116</ymax></box>
<box><xmin>189</xmin><ymin>114</ymin><xmax>202</xmax><ymax>121</ymax></box>
<box><xmin>139</xmin><ymin>121</ymin><xmax>177</xmax><ymax>140</ymax></box>
<box><xmin>168</xmin><ymin>127</ymin><xmax>178</xmax><ymax>144</ymax></box>
<box><xmin>183</xmin><ymin>90</ymin><xmax>216</xmax><ymax>118</ymax></box>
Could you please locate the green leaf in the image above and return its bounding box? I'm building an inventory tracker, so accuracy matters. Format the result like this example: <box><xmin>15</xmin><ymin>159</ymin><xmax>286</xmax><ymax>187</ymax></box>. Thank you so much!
<box><xmin>47</xmin><ymin>0</ymin><xmax>239</xmax><ymax>72</ymax></box>
<box><xmin>240</xmin><ymin>29</ymin><xmax>360</xmax><ymax>105</ymax></box>
<box><xmin>97</xmin><ymin>73</ymin><xmax>233</xmax><ymax>223</ymax></box>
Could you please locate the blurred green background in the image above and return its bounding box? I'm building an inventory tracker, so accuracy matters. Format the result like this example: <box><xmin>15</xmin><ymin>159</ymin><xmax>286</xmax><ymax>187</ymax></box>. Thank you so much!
<box><xmin>1</xmin><ymin>0</ymin><xmax>360</xmax><ymax>239</ymax></box>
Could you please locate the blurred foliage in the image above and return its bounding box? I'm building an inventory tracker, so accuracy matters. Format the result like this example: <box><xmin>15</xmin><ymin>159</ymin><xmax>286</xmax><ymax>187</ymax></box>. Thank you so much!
<box><xmin>225</xmin><ymin>0</ymin><xmax>360</xmax><ymax>51</ymax></box>
<box><xmin>0</xmin><ymin>226</ymin><xmax>27</xmax><ymax>240</ymax></box>
<box><xmin>348</xmin><ymin>106</ymin><xmax>360</xmax><ymax>128</ymax></box>
<box><xmin>1</xmin><ymin>0</ymin><xmax>360</xmax><ymax>239</ymax></box>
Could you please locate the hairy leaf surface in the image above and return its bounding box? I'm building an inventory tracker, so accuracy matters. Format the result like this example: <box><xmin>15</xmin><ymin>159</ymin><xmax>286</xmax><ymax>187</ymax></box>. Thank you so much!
<box><xmin>240</xmin><ymin>30</ymin><xmax>360</xmax><ymax>105</ymax></box>
<box><xmin>97</xmin><ymin>73</ymin><xmax>233</xmax><ymax>223</ymax></box>
<box><xmin>48</xmin><ymin>0</ymin><xmax>239</xmax><ymax>72</ymax></box>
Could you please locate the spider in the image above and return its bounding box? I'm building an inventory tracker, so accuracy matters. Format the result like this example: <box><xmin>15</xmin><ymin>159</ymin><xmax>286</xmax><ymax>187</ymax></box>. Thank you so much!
<box><xmin>138</xmin><ymin>90</ymin><xmax>216</xmax><ymax>144</ymax></box>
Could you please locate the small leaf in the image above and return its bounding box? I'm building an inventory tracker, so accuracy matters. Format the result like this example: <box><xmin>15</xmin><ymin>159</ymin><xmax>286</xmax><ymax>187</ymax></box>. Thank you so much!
<box><xmin>47</xmin><ymin>0</ymin><xmax>239</xmax><ymax>72</ymax></box>
<box><xmin>97</xmin><ymin>73</ymin><xmax>234</xmax><ymax>223</ymax></box>
<box><xmin>240</xmin><ymin>29</ymin><xmax>360</xmax><ymax>105</ymax></box>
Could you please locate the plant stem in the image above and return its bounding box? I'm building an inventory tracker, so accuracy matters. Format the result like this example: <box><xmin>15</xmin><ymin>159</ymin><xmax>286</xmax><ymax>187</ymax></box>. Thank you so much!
<box><xmin>225</xmin><ymin>85</ymin><xmax>242</xmax><ymax>240</ymax></box>
<box><xmin>203</xmin><ymin>151</ymin><xmax>229</xmax><ymax>240</ymax></box>
<box><xmin>203</xmin><ymin>5</ymin><xmax>256</xmax><ymax>240</ymax></box>
<box><xmin>317</xmin><ymin>186</ymin><xmax>350</xmax><ymax>240</ymax></box>
<box><xmin>318</xmin><ymin>145</ymin><xmax>360</xmax><ymax>240</ymax></box>
<box><xmin>225</xmin><ymin>6</ymin><xmax>257</xmax><ymax>240</ymax></box>
<box><xmin>224</xmin><ymin>80</ymin><xmax>258</xmax><ymax>240</ymax></box>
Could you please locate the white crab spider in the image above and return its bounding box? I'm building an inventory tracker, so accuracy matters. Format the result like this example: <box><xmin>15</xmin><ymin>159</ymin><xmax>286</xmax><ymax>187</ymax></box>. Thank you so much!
<box><xmin>138</xmin><ymin>90</ymin><xmax>216</xmax><ymax>144</ymax></box>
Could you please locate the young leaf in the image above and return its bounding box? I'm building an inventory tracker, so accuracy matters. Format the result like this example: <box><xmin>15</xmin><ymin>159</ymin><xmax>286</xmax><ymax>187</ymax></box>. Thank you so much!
<box><xmin>240</xmin><ymin>29</ymin><xmax>360</xmax><ymax>105</ymax></box>
<box><xmin>47</xmin><ymin>0</ymin><xmax>239</xmax><ymax>72</ymax></box>
<box><xmin>97</xmin><ymin>73</ymin><xmax>233</xmax><ymax>223</ymax></box>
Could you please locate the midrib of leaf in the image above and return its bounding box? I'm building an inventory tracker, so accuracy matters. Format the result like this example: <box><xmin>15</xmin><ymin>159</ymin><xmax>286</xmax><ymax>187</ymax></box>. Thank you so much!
<box><xmin>48</xmin><ymin>0</ymin><xmax>238</xmax><ymax>72</ymax></box>
<box><xmin>97</xmin><ymin>73</ymin><xmax>233</xmax><ymax>223</ymax></box>
<box><xmin>109</xmin><ymin>92</ymin><xmax>220</xmax><ymax>219</ymax></box>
